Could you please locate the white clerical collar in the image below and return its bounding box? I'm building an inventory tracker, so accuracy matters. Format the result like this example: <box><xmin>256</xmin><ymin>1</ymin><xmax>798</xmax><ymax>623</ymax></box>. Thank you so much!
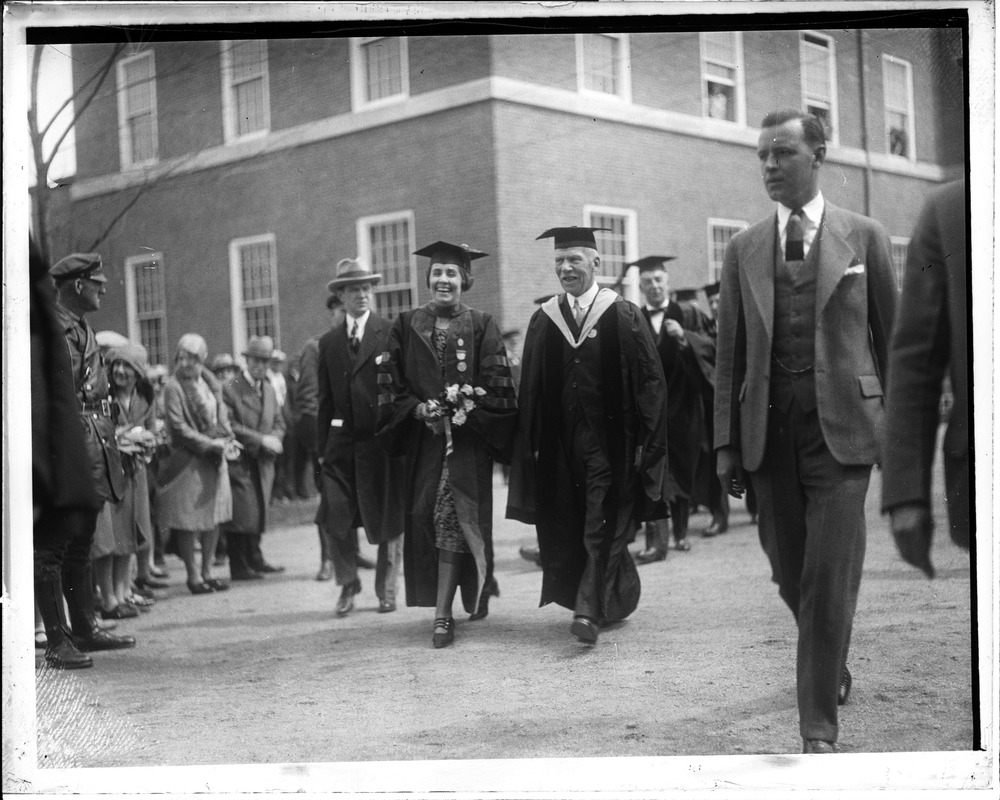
<box><xmin>346</xmin><ymin>309</ymin><xmax>371</xmax><ymax>337</ymax></box>
<box><xmin>777</xmin><ymin>191</ymin><xmax>825</xmax><ymax>232</ymax></box>
<box><xmin>569</xmin><ymin>281</ymin><xmax>600</xmax><ymax>311</ymax></box>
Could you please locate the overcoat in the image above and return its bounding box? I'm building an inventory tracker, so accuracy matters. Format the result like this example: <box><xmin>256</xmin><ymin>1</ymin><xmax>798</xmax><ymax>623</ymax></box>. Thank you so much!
<box><xmin>377</xmin><ymin>304</ymin><xmax>517</xmax><ymax>612</ymax></box>
<box><xmin>221</xmin><ymin>371</ymin><xmax>285</xmax><ymax>535</ymax></box>
<box><xmin>506</xmin><ymin>292</ymin><xmax>668</xmax><ymax>616</ymax></box>
<box><xmin>316</xmin><ymin>313</ymin><xmax>405</xmax><ymax>544</ymax></box>
<box><xmin>882</xmin><ymin>179</ymin><xmax>969</xmax><ymax>546</ymax></box>
<box><xmin>714</xmin><ymin>202</ymin><xmax>897</xmax><ymax>471</ymax></box>
<box><xmin>157</xmin><ymin>367</ymin><xmax>234</xmax><ymax>531</ymax></box>
<box><xmin>105</xmin><ymin>355</ymin><xmax>156</xmax><ymax>555</ymax></box>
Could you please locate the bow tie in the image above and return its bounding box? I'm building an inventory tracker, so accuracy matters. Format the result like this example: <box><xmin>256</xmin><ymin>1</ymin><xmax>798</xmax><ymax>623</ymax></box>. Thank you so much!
<box><xmin>649</xmin><ymin>308</ymin><xmax>665</xmax><ymax>316</ymax></box>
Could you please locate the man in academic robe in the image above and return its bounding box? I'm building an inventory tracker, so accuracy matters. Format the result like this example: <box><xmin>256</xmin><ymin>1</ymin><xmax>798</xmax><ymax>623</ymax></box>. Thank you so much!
<box><xmin>715</xmin><ymin>109</ymin><xmax>897</xmax><ymax>753</ymax></box>
<box><xmin>507</xmin><ymin>226</ymin><xmax>669</xmax><ymax>644</ymax></box>
<box><xmin>632</xmin><ymin>256</ymin><xmax>712</xmax><ymax>560</ymax></box>
<box><xmin>317</xmin><ymin>258</ymin><xmax>405</xmax><ymax>616</ymax></box>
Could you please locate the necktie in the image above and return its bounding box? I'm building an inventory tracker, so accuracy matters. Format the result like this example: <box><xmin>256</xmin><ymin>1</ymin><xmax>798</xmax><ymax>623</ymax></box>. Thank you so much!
<box><xmin>785</xmin><ymin>209</ymin><xmax>805</xmax><ymax>262</ymax></box>
<box><xmin>256</xmin><ymin>380</ymin><xmax>264</xmax><ymax>399</ymax></box>
<box><xmin>349</xmin><ymin>321</ymin><xmax>360</xmax><ymax>355</ymax></box>
<box><xmin>574</xmin><ymin>301</ymin><xmax>586</xmax><ymax>327</ymax></box>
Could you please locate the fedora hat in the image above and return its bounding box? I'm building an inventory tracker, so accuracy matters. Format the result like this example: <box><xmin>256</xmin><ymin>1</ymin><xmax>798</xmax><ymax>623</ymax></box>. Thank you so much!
<box><xmin>326</xmin><ymin>258</ymin><xmax>382</xmax><ymax>292</ymax></box>
<box><xmin>243</xmin><ymin>335</ymin><xmax>275</xmax><ymax>361</ymax></box>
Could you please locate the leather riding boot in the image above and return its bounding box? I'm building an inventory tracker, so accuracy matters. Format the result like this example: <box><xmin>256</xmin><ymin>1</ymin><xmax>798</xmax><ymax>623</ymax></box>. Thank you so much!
<box><xmin>64</xmin><ymin>564</ymin><xmax>136</xmax><ymax>651</ymax></box>
<box><xmin>36</xmin><ymin>575</ymin><xmax>92</xmax><ymax>669</ymax></box>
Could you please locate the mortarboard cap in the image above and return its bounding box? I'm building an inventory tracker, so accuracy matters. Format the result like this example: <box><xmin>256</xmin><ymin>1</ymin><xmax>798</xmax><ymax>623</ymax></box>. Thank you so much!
<box><xmin>674</xmin><ymin>288</ymin><xmax>699</xmax><ymax>303</ymax></box>
<box><xmin>50</xmin><ymin>252</ymin><xmax>106</xmax><ymax>283</ymax></box>
<box><xmin>703</xmin><ymin>281</ymin><xmax>721</xmax><ymax>299</ymax></box>
<box><xmin>413</xmin><ymin>241</ymin><xmax>488</xmax><ymax>270</ymax></box>
<box><xmin>627</xmin><ymin>255</ymin><xmax>677</xmax><ymax>272</ymax></box>
<box><xmin>536</xmin><ymin>226</ymin><xmax>610</xmax><ymax>250</ymax></box>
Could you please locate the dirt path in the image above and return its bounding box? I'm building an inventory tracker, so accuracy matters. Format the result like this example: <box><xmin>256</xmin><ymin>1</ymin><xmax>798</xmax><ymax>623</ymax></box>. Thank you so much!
<box><xmin>21</xmin><ymin>468</ymin><xmax>981</xmax><ymax>792</ymax></box>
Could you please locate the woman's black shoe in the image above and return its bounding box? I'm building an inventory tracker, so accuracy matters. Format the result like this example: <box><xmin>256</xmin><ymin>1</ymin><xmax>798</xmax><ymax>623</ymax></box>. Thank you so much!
<box><xmin>469</xmin><ymin>578</ymin><xmax>499</xmax><ymax>621</ymax></box>
<box><xmin>432</xmin><ymin>617</ymin><xmax>455</xmax><ymax>648</ymax></box>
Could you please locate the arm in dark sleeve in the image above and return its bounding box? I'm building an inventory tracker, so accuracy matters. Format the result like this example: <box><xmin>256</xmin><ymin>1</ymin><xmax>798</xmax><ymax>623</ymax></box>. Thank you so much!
<box><xmin>713</xmin><ymin>233</ymin><xmax>747</xmax><ymax>451</ymax></box>
<box><xmin>465</xmin><ymin>312</ymin><xmax>518</xmax><ymax>464</ymax></box>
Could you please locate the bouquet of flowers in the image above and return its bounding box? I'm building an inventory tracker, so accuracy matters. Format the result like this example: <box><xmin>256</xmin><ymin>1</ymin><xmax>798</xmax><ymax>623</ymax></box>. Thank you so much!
<box><xmin>424</xmin><ymin>383</ymin><xmax>487</xmax><ymax>455</ymax></box>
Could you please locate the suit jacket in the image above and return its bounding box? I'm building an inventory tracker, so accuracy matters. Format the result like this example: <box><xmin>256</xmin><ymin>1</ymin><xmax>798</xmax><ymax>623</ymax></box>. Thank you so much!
<box><xmin>714</xmin><ymin>201</ymin><xmax>897</xmax><ymax>471</ymax></box>
<box><xmin>881</xmin><ymin>180</ymin><xmax>968</xmax><ymax>535</ymax></box>
<box><xmin>317</xmin><ymin>312</ymin><xmax>404</xmax><ymax>543</ymax></box>
<box><xmin>222</xmin><ymin>371</ymin><xmax>284</xmax><ymax>533</ymax></box>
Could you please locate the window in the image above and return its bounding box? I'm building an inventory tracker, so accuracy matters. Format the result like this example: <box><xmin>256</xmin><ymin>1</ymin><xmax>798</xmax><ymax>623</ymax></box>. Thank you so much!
<box><xmin>357</xmin><ymin>211</ymin><xmax>417</xmax><ymax>320</ymax></box>
<box><xmin>221</xmin><ymin>40</ymin><xmax>270</xmax><ymax>142</ymax></box>
<box><xmin>883</xmin><ymin>55</ymin><xmax>915</xmax><ymax>159</ymax></box>
<box><xmin>584</xmin><ymin>206</ymin><xmax>638</xmax><ymax>304</ymax></box>
<box><xmin>350</xmin><ymin>37</ymin><xmax>409</xmax><ymax>109</ymax></box>
<box><xmin>890</xmin><ymin>236</ymin><xmax>910</xmax><ymax>290</ymax></box>
<box><xmin>707</xmin><ymin>219</ymin><xmax>748</xmax><ymax>282</ymax></box>
<box><xmin>124</xmin><ymin>252</ymin><xmax>167</xmax><ymax>366</ymax></box>
<box><xmin>800</xmin><ymin>32</ymin><xmax>838</xmax><ymax>143</ymax></box>
<box><xmin>576</xmin><ymin>34</ymin><xmax>631</xmax><ymax>100</ymax></box>
<box><xmin>229</xmin><ymin>234</ymin><xmax>280</xmax><ymax>355</ymax></box>
<box><xmin>701</xmin><ymin>31</ymin><xmax>744</xmax><ymax>124</ymax></box>
<box><xmin>115</xmin><ymin>50</ymin><xmax>158</xmax><ymax>169</ymax></box>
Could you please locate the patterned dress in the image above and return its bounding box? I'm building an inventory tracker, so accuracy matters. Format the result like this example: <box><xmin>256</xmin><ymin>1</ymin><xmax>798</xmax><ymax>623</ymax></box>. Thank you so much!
<box><xmin>432</xmin><ymin>326</ymin><xmax>469</xmax><ymax>553</ymax></box>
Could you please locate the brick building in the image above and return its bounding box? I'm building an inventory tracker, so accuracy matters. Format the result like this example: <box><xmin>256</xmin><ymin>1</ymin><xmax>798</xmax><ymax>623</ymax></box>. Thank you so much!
<box><xmin>58</xmin><ymin>28</ymin><xmax>965</xmax><ymax>366</ymax></box>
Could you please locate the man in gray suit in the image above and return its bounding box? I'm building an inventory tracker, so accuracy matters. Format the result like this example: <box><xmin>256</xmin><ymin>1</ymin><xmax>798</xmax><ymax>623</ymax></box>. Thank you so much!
<box><xmin>715</xmin><ymin>109</ymin><xmax>897</xmax><ymax>753</ymax></box>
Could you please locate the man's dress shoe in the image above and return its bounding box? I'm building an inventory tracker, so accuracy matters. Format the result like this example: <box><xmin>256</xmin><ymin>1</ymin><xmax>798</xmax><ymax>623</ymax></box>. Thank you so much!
<box><xmin>635</xmin><ymin>548</ymin><xmax>667</xmax><ymax>564</ymax></box>
<box><xmin>802</xmin><ymin>739</ymin><xmax>839</xmax><ymax>754</ymax></box>
<box><xmin>570</xmin><ymin>615</ymin><xmax>599</xmax><ymax>643</ymax></box>
<box><xmin>378</xmin><ymin>599</ymin><xmax>396</xmax><ymax>613</ymax></box>
<box><xmin>336</xmin><ymin>579</ymin><xmax>361</xmax><ymax>617</ymax></box>
<box><xmin>315</xmin><ymin>561</ymin><xmax>334</xmax><ymax>582</ymax></box>
<box><xmin>257</xmin><ymin>562</ymin><xmax>285</xmax><ymax>574</ymax></box>
<box><xmin>75</xmin><ymin>628</ymin><xmax>137</xmax><ymax>651</ymax></box>
<box><xmin>838</xmin><ymin>666</ymin><xmax>852</xmax><ymax>705</ymax></box>
<box><xmin>231</xmin><ymin>569</ymin><xmax>264</xmax><ymax>581</ymax></box>
<box><xmin>674</xmin><ymin>538</ymin><xmax>692</xmax><ymax>552</ymax></box>
<box><xmin>518</xmin><ymin>546</ymin><xmax>542</xmax><ymax>567</ymax></box>
<box><xmin>357</xmin><ymin>555</ymin><xmax>377</xmax><ymax>570</ymax></box>
<box><xmin>701</xmin><ymin>520</ymin><xmax>728</xmax><ymax>537</ymax></box>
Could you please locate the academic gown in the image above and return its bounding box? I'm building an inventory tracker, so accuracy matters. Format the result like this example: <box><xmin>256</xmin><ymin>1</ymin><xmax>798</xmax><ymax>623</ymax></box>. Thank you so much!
<box><xmin>377</xmin><ymin>303</ymin><xmax>518</xmax><ymax>612</ymax></box>
<box><xmin>506</xmin><ymin>291</ymin><xmax>669</xmax><ymax>620</ymax></box>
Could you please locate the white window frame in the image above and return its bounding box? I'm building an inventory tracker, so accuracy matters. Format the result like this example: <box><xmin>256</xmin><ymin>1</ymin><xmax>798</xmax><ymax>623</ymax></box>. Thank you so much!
<box><xmin>229</xmin><ymin>233</ymin><xmax>280</xmax><ymax>356</ymax></box>
<box><xmin>800</xmin><ymin>31</ymin><xmax>839</xmax><ymax>146</ymax></box>
<box><xmin>584</xmin><ymin>204</ymin><xmax>639</xmax><ymax>305</ymax></box>
<box><xmin>124</xmin><ymin>251</ymin><xmax>167</xmax><ymax>366</ymax></box>
<box><xmin>707</xmin><ymin>218</ymin><xmax>749</xmax><ymax>283</ymax></box>
<box><xmin>349</xmin><ymin>36</ymin><xmax>410</xmax><ymax>111</ymax></box>
<box><xmin>882</xmin><ymin>54</ymin><xmax>916</xmax><ymax>161</ymax></box>
<box><xmin>356</xmin><ymin>210</ymin><xmax>418</xmax><ymax>319</ymax></box>
<box><xmin>700</xmin><ymin>31</ymin><xmax>746</xmax><ymax>125</ymax></box>
<box><xmin>890</xmin><ymin>235</ymin><xmax>910</xmax><ymax>290</ymax></box>
<box><xmin>220</xmin><ymin>40</ymin><xmax>271</xmax><ymax>144</ymax></box>
<box><xmin>115</xmin><ymin>50</ymin><xmax>158</xmax><ymax>170</ymax></box>
<box><xmin>575</xmin><ymin>33</ymin><xmax>632</xmax><ymax>102</ymax></box>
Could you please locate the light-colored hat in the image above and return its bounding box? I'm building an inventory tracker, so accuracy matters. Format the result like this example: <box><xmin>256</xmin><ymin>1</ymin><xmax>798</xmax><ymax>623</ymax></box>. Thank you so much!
<box><xmin>242</xmin><ymin>335</ymin><xmax>275</xmax><ymax>361</ymax></box>
<box><xmin>96</xmin><ymin>330</ymin><xmax>129</xmax><ymax>349</ymax></box>
<box><xmin>211</xmin><ymin>353</ymin><xmax>236</xmax><ymax>372</ymax></box>
<box><xmin>269</xmin><ymin>349</ymin><xmax>287</xmax><ymax>363</ymax></box>
<box><xmin>176</xmin><ymin>333</ymin><xmax>208</xmax><ymax>363</ymax></box>
<box><xmin>326</xmin><ymin>258</ymin><xmax>382</xmax><ymax>292</ymax></box>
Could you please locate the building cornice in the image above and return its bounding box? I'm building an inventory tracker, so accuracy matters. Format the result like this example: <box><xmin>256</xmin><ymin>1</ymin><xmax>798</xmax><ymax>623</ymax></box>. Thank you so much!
<box><xmin>70</xmin><ymin>75</ymin><xmax>949</xmax><ymax>201</ymax></box>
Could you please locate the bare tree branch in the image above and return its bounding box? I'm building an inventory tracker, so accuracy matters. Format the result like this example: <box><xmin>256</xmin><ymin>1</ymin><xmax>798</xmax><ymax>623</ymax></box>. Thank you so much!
<box><xmin>38</xmin><ymin>44</ymin><xmax>125</xmax><ymax>140</ymax></box>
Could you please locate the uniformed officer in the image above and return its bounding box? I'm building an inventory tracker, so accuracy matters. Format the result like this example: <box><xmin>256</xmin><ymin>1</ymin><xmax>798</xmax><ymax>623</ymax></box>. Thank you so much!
<box><xmin>36</xmin><ymin>253</ymin><xmax>136</xmax><ymax>666</ymax></box>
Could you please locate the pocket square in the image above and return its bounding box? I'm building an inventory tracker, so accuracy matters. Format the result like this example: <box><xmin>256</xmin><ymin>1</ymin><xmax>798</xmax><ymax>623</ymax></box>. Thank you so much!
<box><xmin>844</xmin><ymin>263</ymin><xmax>866</xmax><ymax>275</ymax></box>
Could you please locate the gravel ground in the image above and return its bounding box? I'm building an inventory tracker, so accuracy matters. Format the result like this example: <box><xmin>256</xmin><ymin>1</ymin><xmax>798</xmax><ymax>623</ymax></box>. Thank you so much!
<box><xmin>14</xmin><ymin>462</ymin><xmax>988</xmax><ymax>795</ymax></box>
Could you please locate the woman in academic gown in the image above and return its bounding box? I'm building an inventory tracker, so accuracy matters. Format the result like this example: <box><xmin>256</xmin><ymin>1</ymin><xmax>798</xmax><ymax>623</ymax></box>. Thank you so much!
<box><xmin>377</xmin><ymin>241</ymin><xmax>517</xmax><ymax>648</ymax></box>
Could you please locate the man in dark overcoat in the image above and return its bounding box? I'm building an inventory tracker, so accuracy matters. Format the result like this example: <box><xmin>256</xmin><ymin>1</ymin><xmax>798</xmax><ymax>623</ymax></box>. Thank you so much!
<box><xmin>36</xmin><ymin>252</ymin><xmax>136</xmax><ymax>665</ymax></box>
<box><xmin>507</xmin><ymin>227</ymin><xmax>669</xmax><ymax>644</ymax></box>
<box><xmin>715</xmin><ymin>109</ymin><xmax>897</xmax><ymax>753</ymax></box>
<box><xmin>632</xmin><ymin>256</ymin><xmax>712</xmax><ymax>560</ymax></box>
<box><xmin>317</xmin><ymin>259</ymin><xmax>405</xmax><ymax>615</ymax></box>
<box><xmin>221</xmin><ymin>335</ymin><xmax>286</xmax><ymax>580</ymax></box>
<box><xmin>882</xmin><ymin>178</ymin><xmax>970</xmax><ymax>574</ymax></box>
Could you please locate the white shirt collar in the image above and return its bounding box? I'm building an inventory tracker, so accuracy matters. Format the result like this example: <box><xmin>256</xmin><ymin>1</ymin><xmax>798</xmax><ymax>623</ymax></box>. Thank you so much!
<box><xmin>346</xmin><ymin>309</ymin><xmax>371</xmax><ymax>337</ymax></box>
<box><xmin>570</xmin><ymin>281</ymin><xmax>600</xmax><ymax>310</ymax></box>
<box><xmin>777</xmin><ymin>191</ymin><xmax>824</xmax><ymax>232</ymax></box>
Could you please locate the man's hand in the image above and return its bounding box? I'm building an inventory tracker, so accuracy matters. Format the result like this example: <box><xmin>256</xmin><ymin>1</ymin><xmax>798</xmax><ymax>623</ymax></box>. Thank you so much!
<box><xmin>889</xmin><ymin>503</ymin><xmax>935</xmax><ymax>578</ymax></box>
<box><xmin>716</xmin><ymin>446</ymin><xmax>745</xmax><ymax>498</ymax></box>
<box><xmin>663</xmin><ymin>319</ymin><xmax>687</xmax><ymax>345</ymax></box>
<box><xmin>261</xmin><ymin>434</ymin><xmax>284</xmax><ymax>456</ymax></box>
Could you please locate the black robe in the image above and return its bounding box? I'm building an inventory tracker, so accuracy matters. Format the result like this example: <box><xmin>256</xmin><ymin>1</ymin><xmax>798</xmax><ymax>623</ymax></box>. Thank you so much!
<box><xmin>507</xmin><ymin>292</ymin><xmax>668</xmax><ymax>619</ymax></box>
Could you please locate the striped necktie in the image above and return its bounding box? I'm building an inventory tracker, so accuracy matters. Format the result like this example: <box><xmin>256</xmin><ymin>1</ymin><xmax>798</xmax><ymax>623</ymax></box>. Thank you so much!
<box><xmin>349</xmin><ymin>321</ymin><xmax>360</xmax><ymax>355</ymax></box>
